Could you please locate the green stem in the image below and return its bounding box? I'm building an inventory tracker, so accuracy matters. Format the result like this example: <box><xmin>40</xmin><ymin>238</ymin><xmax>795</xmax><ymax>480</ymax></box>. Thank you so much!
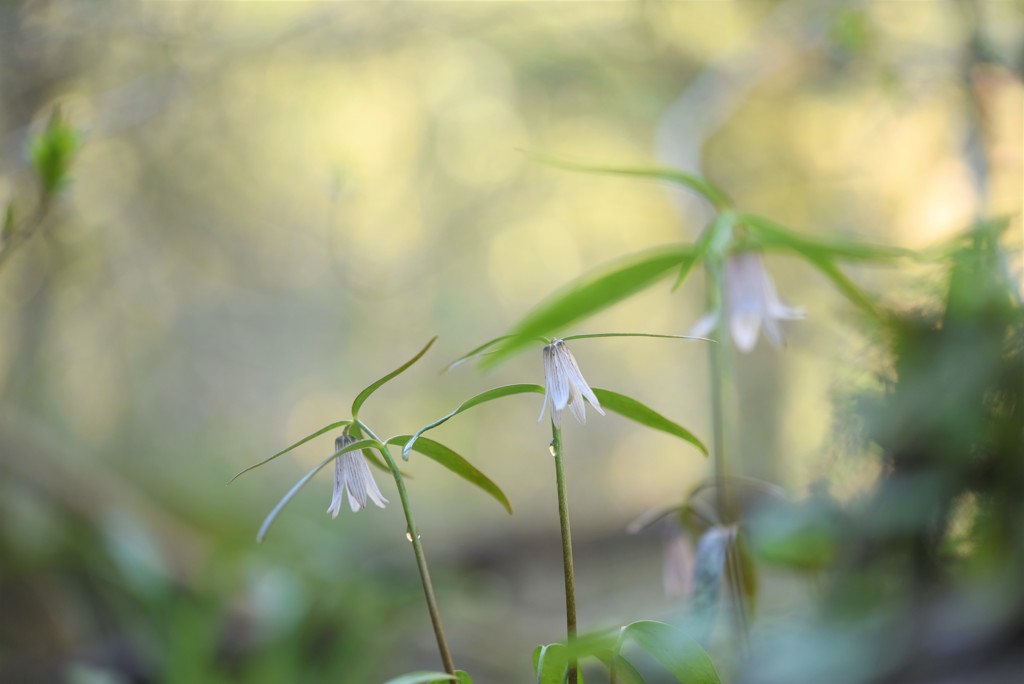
<box><xmin>704</xmin><ymin>263</ymin><xmax>749</xmax><ymax>655</ymax></box>
<box><xmin>705</xmin><ymin>265</ymin><xmax>732</xmax><ymax>523</ymax></box>
<box><xmin>550</xmin><ymin>422</ymin><xmax>578</xmax><ymax>684</ymax></box>
<box><xmin>371</xmin><ymin>439</ymin><xmax>456</xmax><ymax>675</ymax></box>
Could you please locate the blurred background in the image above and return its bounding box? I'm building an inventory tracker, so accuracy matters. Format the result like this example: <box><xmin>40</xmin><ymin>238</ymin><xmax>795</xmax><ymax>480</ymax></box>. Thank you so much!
<box><xmin>1</xmin><ymin>1</ymin><xmax>1021</xmax><ymax>683</ymax></box>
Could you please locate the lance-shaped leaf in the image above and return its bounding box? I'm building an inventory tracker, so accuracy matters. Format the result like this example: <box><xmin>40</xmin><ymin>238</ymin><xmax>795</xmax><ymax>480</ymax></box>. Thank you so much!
<box><xmin>231</xmin><ymin>420</ymin><xmax>353</xmax><ymax>482</ymax></box>
<box><xmin>592</xmin><ymin>388</ymin><xmax>707</xmax><ymax>456</ymax></box>
<box><xmin>386</xmin><ymin>436</ymin><xmax>512</xmax><ymax>514</ymax></box>
<box><xmin>803</xmin><ymin>252</ymin><xmax>884</xmax><ymax>322</ymax></box>
<box><xmin>561</xmin><ymin>332</ymin><xmax>710</xmax><ymax>343</ymax></box>
<box><xmin>404</xmin><ymin>384</ymin><xmax>545</xmax><ymax>457</ymax></box>
<box><xmin>382</xmin><ymin>673</ymin><xmax>456</xmax><ymax>684</ymax></box>
<box><xmin>525</xmin><ymin>150</ymin><xmax>733</xmax><ymax>211</ymax></box>
<box><xmin>256</xmin><ymin>438</ymin><xmax>380</xmax><ymax>543</ymax></box>
<box><xmin>352</xmin><ymin>337</ymin><xmax>437</xmax><ymax>418</ymax></box>
<box><xmin>444</xmin><ymin>335</ymin><xmax>516</xmax><ymax>372</ymax></box>
<box><xmin>617</xmin><ymin>621</ymin><xmax>721</xmax><ymax>684</ymax></box>
<box><xmin>742</xmin><ymin>213</ymin><xmax>916</xmax><ymax>262</ymax></box>
<box><xmin>482</xmin><ymin>246</ymin><xmax>696</xmax><ymax>368</ymax></box>
<box><xmin>672</xmin><ymin>210</ymin><xmax>736</xmax><ymax>292</ymax></box>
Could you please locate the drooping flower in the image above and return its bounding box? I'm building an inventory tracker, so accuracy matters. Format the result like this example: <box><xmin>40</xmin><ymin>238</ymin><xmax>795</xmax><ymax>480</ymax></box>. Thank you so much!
<box><xmin>327</xmin><ymin>435</ymin><xmax>388</xmax><ymax>517</ymax></box>
<box><xmin>538</xmin><ymin>338</ymin><xmax>606</xmax><ymax>427</ymax></box>
<box><xmin>689</xmin><ymin>251</ymin><xmax>805</xmax><ymax>353</ymax></box>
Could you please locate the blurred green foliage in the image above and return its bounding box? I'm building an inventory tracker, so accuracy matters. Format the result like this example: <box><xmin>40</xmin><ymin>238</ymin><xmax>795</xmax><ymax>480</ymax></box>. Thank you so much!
<box><xmin>0</xmin><ymin>0</ymin><xmax>1021</xmax><ymax>683</ymax></box>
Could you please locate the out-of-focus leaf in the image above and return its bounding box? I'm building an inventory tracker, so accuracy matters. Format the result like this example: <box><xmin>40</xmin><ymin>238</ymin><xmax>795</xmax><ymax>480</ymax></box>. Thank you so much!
<box><xmin>2</xmin><ymin>202</ymin><xmax>14</xmax><ymax>241</ymax></box>
<box><xmin>741</xmin><ymin>213</ymin><xmax>916</xmax><ymax>262</ymax></box>
<box><xmin>592</xmin><ymin>388</ymin><xmax>707</xmax><ymax>456</ymax></box>
<box><xmin>524</xmin><ymin>151</ymin><xmax>733</xmax><ymax>210</ymax></box>
<box><xmin>597</xmin><ymin>652</ymin><xmax>646</xmax><ymax>684</ymax></box>
<box><xmin>728</xmin><ymin>529</ymin><xmax>758</xmax><ymax>622</ymax></box>
<box><xmin>351</xmin><ymin>337</ymin><xmax>437</xmax><ymax>418</ymax></box>
<box><xmin>533</xmin><ymin>644</ymin><xmax>568</xmax><ymax>684</ymax></box>
<box><xmin>561</xmin><ymin>332</ymin><xmax>710</xmax><ymax>343</ymax></box>
<box><xmin>454</xmin><ymin>671</ymin><xmax>473</xmax><ymax>684</ymax></box>
<box><xmin>803</xmin><ymin>253</ymin><xmax>884</xmax><ymax>322</ymax></box>
<box><xmin>403</xmin><ymin>384</ymin><xmax>545</xmax><ymax>457</ymax></box>
<box><xmin>382</xmin><ymin>672</ymin><xmax>455</xmax><ymax>684</ymax></box>
<box><xmin>444</xmin><ymin>335</ymin><xmax>516</xmax><ymax>371</ymax></box>
<box><xmin>231</xmin><ymin>420</ymin><xmax>353</xmax><ymax>482</ymax></box>
<box><xmin>256</xmin><ymin>438</ymin><xmax>380</xmax><ymax>543</ymax></box>
<box><xmin>481</xmin><ymin>246</ymin><xmax>696</xmax><ymax>368</ymax></box>
<box><xmin>672</xmin><ymin>211</ymin><xmax>736</xmax><ymax>291</ymax></box>
<box><xmin>29</xmin><ymin>108</ymin><xmax>79</xmax><ymax>195</ymax></box>
<box><xmin>386</xmin><ymin>436</ymin><xmax>512</xmax><ymax>514</ymax></box>
<box><xmin>619</xmin><ymin>621</ymin><xmax>721</xmax><ymax>684</ymax></box>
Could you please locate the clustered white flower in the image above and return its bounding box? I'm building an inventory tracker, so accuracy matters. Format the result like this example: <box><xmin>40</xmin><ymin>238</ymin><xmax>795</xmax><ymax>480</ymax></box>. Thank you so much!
<box><xmin>327</xmin><ymin>434</ymin><xmax>388</xmax><ymax>517</ymax></box>
<box><xmin>689</xmin><ymin>251</ymin><xmax>804</xmax><ymax>353</ymax></box>
<box><xmin>538</xmin><ymin>338</ymin><xmax>605</xmax><ymax>427</ymax></box>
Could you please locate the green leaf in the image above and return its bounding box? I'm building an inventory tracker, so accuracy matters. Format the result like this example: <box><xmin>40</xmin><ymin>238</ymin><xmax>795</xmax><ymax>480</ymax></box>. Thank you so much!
<box><xmin>619</xmin><ymin>621</ymin><xmax>721</xmax><ymax>684</ymax></box>
<box><xmin>381</xmin><ymin>673</ymin><xmax>456</xmax><ymax>684</ymax></box>
<box><xmin>533</xmin><ymin>644</ymin><xmax>568</xmax><ymax>684</ymax></box>
<box><xmin>387</xmin><ymin>436</ymin><xmax>512</xmax><ymax>514</ymax></box>
<box><xmin>523</xmin><ymin>150</ymin><xmax>733</xmax><ymax>211</ymax></box>
<box><xmin>29</xmin><ymin>108</ymin><xmax>79</xmax><ymax>195</ymax></box>
<box><xmin>561</xmin><ymin>332</ymin><xmax>711</xmax><ymax>343</ymax></box>
<box><xmin>454</xmin><ymin>671</ymin><xmax>473</xmax><ymax>684</ymax></box>
<box><xmin>741</xmin><ymin>213</ymin><xmax>916</xmax><ymax>262</ymax></box>
<box><xmin>231</xmin><ymin>420</ymin><xmax>353</xmax><ymax>482</ymax></box>
<box><xmin>444</xmin><ymin>335</ymin><xmax>516</xmax><ymax>372</ymax></box>
<box><xmin>672</xmin><ymin>211</ymin><xmax>735</xmax><ymax>292</ymax></box>
<box><xmin>352</xmin><ymin>337</ymin><xmax>437</xmax><ymax>418</ymax></box>
<box><xmin>403</xmin><ymin>384</ymin><xmax>545</xmax><ymax>457</ymax></box>
<box><xmin>596</xmin><ymin>652</ymin><xmax>645</xmax><ymax>684</ymax></box>
<box><xmin>483</xmin><ymin>246</ymin><xmax>696</xmax><ymax>367</ymax></box>
<box><xmin>802</xmin><ymin>252</ymin><xmax>884</xmax><ymax>322</ymax></box>
<box><xmin>592</xmin><ymin>388</ymin><xmax>707</xmax><ymax>456</ymax></box>
<box><xmin>256</xmin><ymin>438</ymin><xmax>380</xmax><ymax>543</ymax></box>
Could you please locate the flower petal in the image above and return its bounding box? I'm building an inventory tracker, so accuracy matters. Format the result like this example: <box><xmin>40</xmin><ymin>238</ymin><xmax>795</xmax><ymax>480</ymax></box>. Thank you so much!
<box><xmin>327</xmin><ymin>456</ymin><xmax>345</xmax><ymax>519</ymax></box>
<box><xmin>730</xmin><ymin>312</ymin><xmax>761</xmax><ymax>353</ymax></box>
<box><xmin>687</xmin><ymin>311</ymin><xmax>720</xmax><ymax>339</ymax></box>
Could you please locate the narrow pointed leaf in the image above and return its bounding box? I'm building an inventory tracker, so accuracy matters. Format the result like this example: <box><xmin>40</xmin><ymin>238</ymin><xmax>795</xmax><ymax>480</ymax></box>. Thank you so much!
<box><xmin>561</xmin><ymin>332</ymin><xmax>710</xmax><ymax>343</ymax></box>
<box><xmin>592</xmin><ymin>388</ymin><xmax>707</xmax><ymax>456</ymax></box>
<box><xmin>231</xmin><ymin>420</ymin><xmax>353</xmax><ymax>482</ymax></box>
<box><xmin>256</xmin><ymin>438</ymin><xmax>380</xmax><ymax>543</ymax></box>
<box><xmin>524</xmin><ymin>150</ymin><xmax>732</xmax><ymax>210</ymax></box>
<box><xmin>387</xmin><ymin>436</ymin><xmax>511</xmax><ymax>514</ymax></box>
<box><xmin>483</xmin><ymin>246</ymin><xmax>696</xmax><ymax>368</ymax></box>
<box><xmin>352</xmin><ymin>337</ymin><xmax>437</xmax><ymax>418</ymax></box>
<box><xmin>444</xmin><ymin>335</ymin><xmax>515</xmax><ymax>372</ymax></box>
<box><xmin>802</xmin><ymin>253</ymin><xmax>884</xmax><ymax>322</ymax></box>
<box><xmin>742</xmin><ymin>213</ymin><xmax>915</xmax><ymax>262</ymax></box>
<box><xmin>404</xmin><ymin>384</ymin><xmax>545</xmax><ymax>457</ymax></box>
<box><xmin>382</xmin><ymin>673</ymin><xmax>455</xmax><ymax>684</ymax></box>
<box><xmin>672</xmin><ymin>211</ymin><xmax>735</xmax><ymax>292</ymax></box>
<box><xmin>621</xmin><ymin>621</ymin><xmax>721</xmax><ymax>684</ymax></box>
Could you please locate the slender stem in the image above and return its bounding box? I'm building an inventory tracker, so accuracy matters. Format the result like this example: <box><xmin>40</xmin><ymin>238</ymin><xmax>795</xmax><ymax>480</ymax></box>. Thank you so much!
<box><xmin>374</xmin><ymin>443</ymin><xmax>456</xmax><ymax>675</ymax></box>
<box><xmin>705</xmin><ymin>265</ymin><xmax>732</xmax><ymax>523</ymax></box>
<box><xmin>550</xmin><ymin>421</ymin><xmax>578</xmax><ymax>684</ymax></box>
<box><xmin>705</xmin><ymin>263</ymin><xmax>750</xmax><ymax>655</ymax></box>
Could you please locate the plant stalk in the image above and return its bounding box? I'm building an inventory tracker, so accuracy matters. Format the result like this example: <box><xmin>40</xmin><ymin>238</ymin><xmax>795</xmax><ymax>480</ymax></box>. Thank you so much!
<box><xmin>705</xmin><ymin>264</ymin><xmax>732</xmax><ymax>523</ymax></box>
<box><xmin>550</xmin><ymin>422</ymin><xmax>578</xmax><ymax>684</ymax></box>
<box><xmin>375</xmin><ymin>444</ymin><xmax>456</xmax><ymax>675</ymax></box>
